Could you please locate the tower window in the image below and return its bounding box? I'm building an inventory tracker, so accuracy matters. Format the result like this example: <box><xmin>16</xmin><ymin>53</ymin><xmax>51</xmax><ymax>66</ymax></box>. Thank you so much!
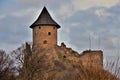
<box><xmin>43</xmin><ymin>40</ymin><xmax>47</xmax><ymax>44</ymax></box>
<box><xmin>39</xmin><ymin>26</ymin><xmax>41</xmax><ymax>29</ymax></box>
<box><xmin>48</xmin><ymin>32</ymin><xmax>51</xmax><ymax>36</ymax></box>
<box><xmin>53</xmin><ymin>26</ymin><xmax>56</xmax><ymax>29</ymax></box>
<box><xmin>63</xmin><ymin>55</ymin><xmax>66</xmax><ymax>58</ymax></box>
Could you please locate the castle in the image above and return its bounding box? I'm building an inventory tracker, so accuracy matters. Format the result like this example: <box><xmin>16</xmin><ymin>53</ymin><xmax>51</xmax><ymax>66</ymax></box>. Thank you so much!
<box><xmin>22</xmin><ymin>6</ymin><xmax>104</xmax><ymax>80</ymax></box>
<box><xmin>29</xmin><ymin>6</ymin><xmax>103</xmax><ymax>70</ymax></box>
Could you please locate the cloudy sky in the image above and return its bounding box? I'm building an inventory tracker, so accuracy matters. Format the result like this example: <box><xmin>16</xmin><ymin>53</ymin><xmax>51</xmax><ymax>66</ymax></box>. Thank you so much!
<box><xmin>0</xmin><ymin>0</ymin><xmax>120</xmax><ymax>57</ymax></box>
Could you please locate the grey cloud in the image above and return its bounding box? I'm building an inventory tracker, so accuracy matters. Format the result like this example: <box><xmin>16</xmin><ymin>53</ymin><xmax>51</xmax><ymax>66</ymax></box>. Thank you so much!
<box><xmin>0</xmin><ymin>13</ymin><xmax>32</xmax><ymax>51</ymax></box>
<box><xmin>0</xmin><ymin>0</ymin><xmax>120</xmax><ymax>53</ymax></box>
<box><xmin>59</xmin><ymin>4</ymin><xmax>120</xmax><ymax>53</ymax></box>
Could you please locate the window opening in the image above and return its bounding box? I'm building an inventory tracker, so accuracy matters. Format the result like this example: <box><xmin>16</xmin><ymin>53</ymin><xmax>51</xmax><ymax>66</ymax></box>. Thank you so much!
<box><xmin>63</xmin><ymin>55</ymin><xmax>66</xmax><ymax>58</ymax></box>
<box><xmin>39</xmin><ymin>26</ymin><xmax>41</xmax><ymax>29</ymax></box>
<box><xmin>48</xmin><ymin>32</ymin><xmax>51</xmax><ymax>36</ymax></box>
<box><xmin>53</xmin><ymin>26</ymin><xmax>56</xmax><ymax>29</ymax></box>
<box><xmin>43</xmin><ymin>40</ymin><xmax>47</xmax><ymax>44</ymax></box>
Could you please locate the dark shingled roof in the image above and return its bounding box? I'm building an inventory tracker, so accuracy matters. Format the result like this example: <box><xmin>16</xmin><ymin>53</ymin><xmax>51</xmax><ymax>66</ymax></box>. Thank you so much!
<box><xmin>30</xmin><ymin>6</ymin><xmax>61</xmax><ymax>29</ymax></box>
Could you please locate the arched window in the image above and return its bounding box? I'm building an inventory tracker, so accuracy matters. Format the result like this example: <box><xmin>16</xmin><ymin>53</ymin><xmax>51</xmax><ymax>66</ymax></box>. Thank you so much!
<box><xmin>48</xmin><ymin>32</ymin><xmax>51</xmax><ymax>36</ymax></box>
<box><xmin>43</xmin><ymin>40</ymin><xmax>47</xmax><ymax>44</ymax></box>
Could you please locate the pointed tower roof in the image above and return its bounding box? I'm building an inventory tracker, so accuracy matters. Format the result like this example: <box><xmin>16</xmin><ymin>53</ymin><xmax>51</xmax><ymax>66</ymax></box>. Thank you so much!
<box><xmin>30</xmin><ymin>6</ymin><xmax>61</xmax><ymax>28</ymax></box>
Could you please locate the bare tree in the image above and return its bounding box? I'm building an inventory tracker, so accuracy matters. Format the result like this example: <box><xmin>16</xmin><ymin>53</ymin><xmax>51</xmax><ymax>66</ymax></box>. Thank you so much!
<box><xmin>0</xmin><ymin>50</ymin><xmax>15</xmax><ymax>80</ymax></box>
<box><xmin>11</xmin><ymin>45</ymin><xmax>24</xmax><ymax>76</ymax></box>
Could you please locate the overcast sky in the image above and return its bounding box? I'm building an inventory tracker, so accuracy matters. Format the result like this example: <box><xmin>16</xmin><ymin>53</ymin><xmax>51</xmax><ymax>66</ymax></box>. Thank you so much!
<box><xmin>0</xmin><ymin>0</ymin><xmax>120</xmax><ymax>57</ymax></box>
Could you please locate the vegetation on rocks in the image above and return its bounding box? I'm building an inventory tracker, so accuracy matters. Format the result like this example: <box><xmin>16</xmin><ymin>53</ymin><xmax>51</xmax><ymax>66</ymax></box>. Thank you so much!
<box><xmin>0</xmin><ymin>44</ymin><xmax>119</xmax><ymax>80</ymax></box>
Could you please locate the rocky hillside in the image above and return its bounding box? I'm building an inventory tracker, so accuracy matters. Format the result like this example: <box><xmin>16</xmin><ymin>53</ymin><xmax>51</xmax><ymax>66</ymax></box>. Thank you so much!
<box><xmin>17</xmin><ymin>43</ymin><xmax>117</xmax><ymax>80</ymax></box>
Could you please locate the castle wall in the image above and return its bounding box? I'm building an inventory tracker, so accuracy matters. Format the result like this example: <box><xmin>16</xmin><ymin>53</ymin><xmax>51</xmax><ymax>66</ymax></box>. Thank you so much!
<box><xmin>33</xmin><ymin>26</ymin><xmax>57</xmax><ymax>48</ymax></box>
<box><xmin>79</xmin><ymin>50</ymin><xmax>103</xmax><ymax>70</ymax></box>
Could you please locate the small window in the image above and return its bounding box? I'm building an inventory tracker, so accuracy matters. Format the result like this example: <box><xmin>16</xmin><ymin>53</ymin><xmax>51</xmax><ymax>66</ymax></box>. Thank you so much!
<box><xmin>53</xmin><ymin>26</ymin><xmax>56</xmax><ymax>29</ymax></box>
<box><xmin>48</xmin><ymin>32</ymin><xmax>51</xmax><ymax>36</ymax></box>
<box><xmin>72</xmin><ymin>65</ymin><xmax>75</xmax><ymax>68</ymax></box>
<box><xmin>39</xmin><ymin>26</ymin><xmax>41</xmax><ymax>29</ymax></box>
<box><xmin>63</xmin><ymin>55</ymin><xmax>66</xmax><ymax>58</ymax></box>
<box><xmin>43</xmin><ymin>40</ymin><xmax>47</xmax><ymax>44</ymax></box>
<box><xmin>91</xmin><ymin>60</ymin><xmax>94</xmax><ymax>63</ymax></box>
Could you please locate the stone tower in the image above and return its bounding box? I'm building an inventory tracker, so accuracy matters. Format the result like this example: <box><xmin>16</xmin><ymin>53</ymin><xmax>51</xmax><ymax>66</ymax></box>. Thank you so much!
<box><xmin>30</xmin><ymin>6</ymin><xmax>61</xmax><ymax>49</ymax></box>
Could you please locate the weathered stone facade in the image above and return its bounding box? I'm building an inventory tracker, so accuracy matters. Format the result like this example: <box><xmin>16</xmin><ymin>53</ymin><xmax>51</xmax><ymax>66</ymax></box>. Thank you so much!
<box><xmin>80</xmin><ymin>50</ymin><xmax>103</xmax><ymax>70</ymax></box>
<box><xmin>22</xmin><ymin>43</ymin><xmax>105</xmax><ymax>80</ymax></box>
<box><xmin>33</xmin><ymin>26</ymin><xmax>57</xmax><ymax>49</ymax></box>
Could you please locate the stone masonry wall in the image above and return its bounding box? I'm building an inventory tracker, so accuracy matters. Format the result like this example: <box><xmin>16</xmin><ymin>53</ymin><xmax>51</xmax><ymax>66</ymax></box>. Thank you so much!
<box><xmin>79</xmin><ymin>50</ymin><xmax>103</xmax><ymax>70</ymax></box>
<box><xmin>33</xmin><ymin>26</ymin><xmax>57</xmax><ymax>49</ymax></box>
